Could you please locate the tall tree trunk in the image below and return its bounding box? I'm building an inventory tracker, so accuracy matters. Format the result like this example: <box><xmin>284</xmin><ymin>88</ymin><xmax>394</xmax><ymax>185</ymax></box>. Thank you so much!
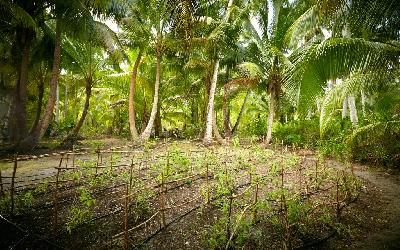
<box><xmin>266</xmin><ymin>84</ymin><xmax>276</xmax><ymax>144</ymax></box>
<box><xmin>265</xmin><ymin>0</ymin><xmax>282</xmax><ymax>145</ymax></box>
<box><xmin>20</xmin><ymin>18</ymin><xmax>62</xmax><ymax>149</ymax></box>
<box><xmin>55</xmin><ymin>82</ymin><xmax>60</xmax><ymax>123</ymax></box>
<box><xmin>342</xmin><ymin>97</ymin><xmax>348</xmax><ymax>118</ymax></box>
<box><xmin>348</xmin><ymin>95</ymin><xmax>358</xmax><ymax>127</ymax></box>
<box><xmin>29</xmin><ymin>72</ymin><xmax>45</xmax><ymax>134</ymax></box>
<box><xmin>155</xmin><ymin>103</ymin><xmax>162</xmax><ymax>137</ymax></box>
<box><xmin>128</xmin><ymin>49</ymin><xmax>142</xmax><ymax>141</ymax></box>
<box><xmin>140</xmin><ymin>46</ymin><xmax>161</xmax><ymax>141</ymax></box>
<box><xmin>231</xmin><ymin>89</ymin><xmax>250</xmax><ymax>136</ymax></box>
<box><xmin>61</xmin><ymin>77</ymin><xmax>92</xmax><ymax>146</ymax></box>
<box><xmin>203</xmin><ymin>59</ymin><xmax>220</xmax><ymax>145</ymax></box>
<box><xmin>9</xmin><ymin>29</ymin><xmax>32</xmax><ymax>143</ymax></box>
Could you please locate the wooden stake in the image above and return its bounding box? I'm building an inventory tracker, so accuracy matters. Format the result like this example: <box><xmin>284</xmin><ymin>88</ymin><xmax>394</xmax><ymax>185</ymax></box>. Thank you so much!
<box><xmin>252</xmin><ymin>180</ymin><xmax>259</xmax><ymax>223</ymax></box>
<box><xmin>336</xmin><ymin>170</ymin><xmax>340</xmax><ymax>218</ymax></box>
<box><xmin>53</xmin><ymin>168</ymin><xmax>60</xmax><ymax>233</ymax></box>
<box><xmin>129</xmin><ymin>160</ymin><xmax>134</xmax><ymax>190</ymax></box>
<box><xmin>124</xmin><ymin>184</ymin><xmax>129</xmax><ymax>250</ymax></box>
<box><xmin>110</xmin><ymin>152</ymin><xmax>113</xmax><ymax>176</ymax></box>
<box><xmin>96</xmin><ymin>147</ymin><xmax>100</xmax><ymax>175</ymax></box>
<box><xmin>206</xmin><ymin>163</ymin><xmax>210</xmax><ymax>204</ymax></box>
<box><xmin>315</xmin><ymin>158</ymin><xmax>319</xmax><ymax>189</ymax></box>
<box><xmin>160</xmin><ymin>172</ymin><xmax>166</xmax><ymax>228</ymax></box>
<box><xmin>10</xmin><ymin>154</ymin><xmax>17</xmax><ymax>216</ymax></box>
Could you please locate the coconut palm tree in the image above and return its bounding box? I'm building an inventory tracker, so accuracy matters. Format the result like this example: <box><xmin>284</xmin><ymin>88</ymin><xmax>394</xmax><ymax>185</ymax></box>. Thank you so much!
<box><xmin>243</xmin><ymin>0</ymin><xmax>312</xmax><ymax>144</ymax></box>
<box><xmin>0</xmin><ymin>0</ymin><xmax>40</xmax><ymax>143</ymax></box>
<box><xmin>60</xmin><ymin>20</ymin><xmax>124</xmax><ymax>147</ymax></box>
<box><xmin>17</xmin><ymin>0</ymin><xmax>125</xmax><ymax>150</ymax></box>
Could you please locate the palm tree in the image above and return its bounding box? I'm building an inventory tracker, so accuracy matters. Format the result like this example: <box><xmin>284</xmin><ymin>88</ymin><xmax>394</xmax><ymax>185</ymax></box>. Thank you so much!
<box><xmin>60</xmin><ymin>21</ymin><xmax>123</xmax><ymax>147</ymax></box>
<box><xmin>243</xmin><ymin>0</ymin><xmax>307</xmax><ymax>144</ymax></box>
<box><xmin>202</xmin><ymin>0</ymin><xmax>242</xmax><ymax>145</ymax></box>
<box><xmin>0</xmin><ymin>0</ymin><xmax>40</xmax><ymax>143</ymax></box>
<box><xmin>17</xmin><ymin>0</ymin><xmax>125</xmax><ymax>150</ymax></box>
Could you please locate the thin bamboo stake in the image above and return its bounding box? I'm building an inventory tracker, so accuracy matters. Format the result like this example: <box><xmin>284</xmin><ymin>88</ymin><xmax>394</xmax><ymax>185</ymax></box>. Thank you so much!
<box><xmin>252</xmin><ymin>180</ymin><xmax>259</xmax><ymax>223</ymax></box>
<box><xmin>53</xmin><ymin>168</ymin><xmax>60</xmax><ymax>233</ymax></box>
<box><xmin>124</xmin><ymin>184</ymin><xmax>129</xmax><ymax>250</ymax></box>
<box><xmin>315</xmin><ymin>158</ymin><xmax>319</xmax><ymax>189</ymax></box>
<box><xmin>129</xmin><ymin>160</ymin><xmax>134</xmax><ymax>190</ymax></box>
<box><xmin>206</xmin><ymin>163</ymin><xmax>210</xmax><ymax>204</ymax></box>
<box><xmin>160</xmin><ymin>172</ymin><xmax>166</xmax><ymax>228</ymax></box>
<box><xmin>96</xmin><ymin>146</ymin><xmax>100</xmax><ymax>175</ymax></box>
<box><xmin>110</xmin><ymin>152</ymin><xmax>113</xmax><ymax>176</ymax></box>
<box><xmin>336</xmin><ymin>170</ymin><xmax>340</xmax><ymax>218</ymax></box>
<box><xmin>10</xmin><ymin>154</ymin><xmax>17</xmax><ymax>216</ymax></box>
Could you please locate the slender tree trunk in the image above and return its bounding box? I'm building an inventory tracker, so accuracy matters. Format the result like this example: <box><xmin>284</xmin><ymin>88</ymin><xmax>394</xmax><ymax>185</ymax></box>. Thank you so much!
<box><xmin>203</xmin><ymin>59</ymin><xmax>220</xmax><ymax>145</ymax></box>
<box><xmin>231</xmin><ymin>89</ymin><xmax>250</xmax><ymax>136</ymax></box>
<box><xmin>20</xmin><ymin>18</ymin><xmax>62</xmax><ymax>149</ymax></box>
<box><xmin>140</xmin><ymin>46</ymin><xmax>161</xmax><ymax>141</ymax></box>
<box><xmin>9</xmin><ymin>29</ymin><xmax>32</xmax><ymax>143</ymax></box>
<box><xmin>128</xmin><ymin>49</ymin><xmax>142</xmax><ymax>141</ymax></box>
<box><xmin>155</xmin><ymin>103</ymin><xmax>162</xmax><ymax>137</ymax></box>
<box><xmin>265</xmin><ymin>0</ymin><xmax>282</xmax><ymax>145</ymax></box>
<box><xmin>266</xmin><ymin>86</ymin><xmax>276</xmax><ymax>144</ymax></box>
<box><xmin>29</xmin><ymin>73</ymin><xmax>45</xmax><ymax>134</ymax></box>
<box><xmin>342</xmin><ymin>97</ymin><xmax>348</xmax><ymax>118</ymax></box>
<box><xmin>348</xmin><ymin>95</ymin><xmax>358</xmax><ymax>126</ymax></box>
<box><xmin>55</xmin><ymin>82</ymin><xmax>60</xmax><ymax>123</ymax></box>
<box><xmin>61</xmin><ymin>77</ymin><xmax>92</xmax><ymax>146</ymax></box>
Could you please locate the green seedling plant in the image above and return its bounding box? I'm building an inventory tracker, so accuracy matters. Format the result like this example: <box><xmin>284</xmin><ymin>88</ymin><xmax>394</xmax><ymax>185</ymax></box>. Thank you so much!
<box><xmin>66</xmin><ymin>187</ymin><xmax>96</xmax><ymax>234</ymax></box>
<box><xmin>33</xmin><ymin>180</ymin><xmax>49</xmax><ymax>195</ymax></box>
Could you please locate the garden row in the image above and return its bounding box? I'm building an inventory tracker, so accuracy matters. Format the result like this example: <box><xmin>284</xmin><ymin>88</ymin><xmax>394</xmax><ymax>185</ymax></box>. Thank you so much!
<box><xmin>0</xmin><ymin>143</ymin><xmax>362</xmax><ymax>249</ymax></box>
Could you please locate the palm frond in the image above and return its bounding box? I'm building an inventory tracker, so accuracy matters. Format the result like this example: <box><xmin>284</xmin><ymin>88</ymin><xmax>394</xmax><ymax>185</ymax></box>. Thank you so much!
<box><xmin>284</xmin><ymin>38</ymin><xmax>400</xmax><ymax>109</ymax></box>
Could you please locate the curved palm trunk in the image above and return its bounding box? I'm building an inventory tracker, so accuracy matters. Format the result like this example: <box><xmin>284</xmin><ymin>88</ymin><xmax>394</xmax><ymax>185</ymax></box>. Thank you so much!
<box><xmin>140</xmin><ymin>50</ymin><xmax>161</xmax><ymax>141</ymax></box>
<box><xmin>61</xmin><ymin>77</ymin><xmax>92</xmax><ymax>146</ymax></box>
<box><xmin>203</xmin><ymin>59</ymin><xmax>220</xmax><ymax>145</ymax></box>
<box><xmin>129</xmin><ymin>50</ymin><xmax>143</xmax><ymax>141</ymax></box>
<box><xmin>20</xmin><ymin>18</ymin><xmax>62</xmax><ymax>150</ymax></box>
<box><xmin>9</xmin><ymin>29</ymin><xmax>32</xmax><ymax>143</ymax></box>
<box><xmin>231</xmin><ymin>89</ymin><xmax>250</xmax><ymax>136</ymax></box>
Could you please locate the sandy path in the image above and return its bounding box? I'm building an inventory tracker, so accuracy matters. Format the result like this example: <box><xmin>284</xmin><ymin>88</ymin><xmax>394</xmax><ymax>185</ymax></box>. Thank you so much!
<box><xmin>328</xmin><ymin>160</ymin><xmax>400</xmax><ymax>249</ymax></box>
